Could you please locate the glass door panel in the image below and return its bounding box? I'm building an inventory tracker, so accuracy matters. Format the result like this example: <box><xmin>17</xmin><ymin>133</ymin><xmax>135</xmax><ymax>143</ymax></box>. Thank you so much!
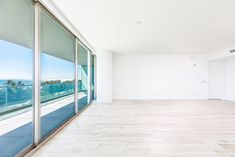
<box><xmin>91</xmin><ymin>54</ymin><xmax>95</xmax><ymax>100</ymax></box>
<box><xmin>40</xmin><ymin>7</ymin><xmax>76</xmax><ymax>139</ymax></box>
<box><xmin>0</xmin><ymin>0</ymin><xmax>34</xmax><ymax>156</ymax></box>
<box><xmin>77</xmin><ymin>42</ymin><xmax>88</xmax><ymax>111</ymax></box>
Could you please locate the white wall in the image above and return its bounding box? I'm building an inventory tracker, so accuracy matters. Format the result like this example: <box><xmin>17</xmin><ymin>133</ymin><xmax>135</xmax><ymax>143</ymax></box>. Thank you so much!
<box><xmin>96</xmin><ymin>51</ymin><xmax>112</xmax><ymax>103</ymax></box>
<box><xmin>113</xmin><ymin>54</ymin><xmax>208</xmax><ymax>100</ymax></box>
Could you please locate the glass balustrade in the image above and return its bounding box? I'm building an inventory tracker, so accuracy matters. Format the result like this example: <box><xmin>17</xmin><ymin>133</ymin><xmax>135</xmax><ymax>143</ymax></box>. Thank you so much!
<box><xmin>0</xmin><ymin>83</ymin><xmax>32</xmax><ymax>114</ymax></box>
<box><xmin>0</xmin><ymin>81</ymin><xmax>77</xmax><ymax>115</ymax></box>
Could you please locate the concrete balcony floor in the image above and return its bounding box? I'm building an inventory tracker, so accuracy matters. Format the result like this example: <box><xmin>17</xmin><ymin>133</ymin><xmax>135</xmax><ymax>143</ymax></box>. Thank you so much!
<box><xmin>0</xmin><ymin>92</ymin><xmax>88</xmax><ymax>157</ymax></box>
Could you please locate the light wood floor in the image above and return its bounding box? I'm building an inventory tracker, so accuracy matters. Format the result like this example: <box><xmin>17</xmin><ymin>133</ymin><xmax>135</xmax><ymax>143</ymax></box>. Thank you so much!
<box><xmin>31</xmin><ymin>100</ymin><xmax>235</xmax><ymax>157</ymax></box>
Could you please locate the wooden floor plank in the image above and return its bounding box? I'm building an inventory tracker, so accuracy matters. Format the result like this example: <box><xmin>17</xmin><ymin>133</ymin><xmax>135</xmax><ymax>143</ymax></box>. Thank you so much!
<box><xmin>32</xmin><ymin>100</ymin><xmax>235</xmax><ymax>157</ymax></box>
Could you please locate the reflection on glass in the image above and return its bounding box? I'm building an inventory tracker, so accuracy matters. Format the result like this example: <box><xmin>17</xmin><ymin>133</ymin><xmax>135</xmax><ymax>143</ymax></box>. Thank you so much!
<box><xmin>91</xmin><ymin>55</ymin><xmax>95</xmax><ymax>100</ymax></box>
<box><xmin>0</xmin><ymin>0</ymin><xmax>34</xmax><ymax>156</ymax></box>
<box><xmin>0</xmin><ymin>0</ymin><xmax>96</xmax><ymax>155</ymax></box>
<box><xmin>77</xmin><ymin>42</ymin><xmax>88</xmax><ymax>111</ymax></box>
<box><xmin>40</xmin><ymin>8</ymin><xmax>75</xmax><ymax>139</ymax></box>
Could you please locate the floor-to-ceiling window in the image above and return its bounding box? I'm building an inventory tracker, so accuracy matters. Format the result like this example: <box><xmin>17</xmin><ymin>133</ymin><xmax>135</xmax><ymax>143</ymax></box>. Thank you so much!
<box><xmin>40</xmin><ymin>7</ymin><xmax>76</xmax><ymax>139</ymax></box>
<box><xmin>77</xmin><ymin>41</ymin><xmax>89</xmax><ymax>111</ymax></box>
<box><xmin>0</xmin><ymin>0</ymin><xmax>34</xmax><ymax>156</ymax></box>
<box><xmin>91</xmin><ymin>54</ymin><xmax>96</xmax><ymax>100</ymax></box>
<box><xmin>0</xmin><ymin>1</ymin><xmax>95</xmax><ymax>156</ymax></box>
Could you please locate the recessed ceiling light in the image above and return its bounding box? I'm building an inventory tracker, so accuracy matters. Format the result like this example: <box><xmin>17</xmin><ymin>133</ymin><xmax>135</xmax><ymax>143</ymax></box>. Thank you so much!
<box><xmin>136</xmin><ymin>21</ymin><xmax>142</xmax><ymax>24</ymax></box>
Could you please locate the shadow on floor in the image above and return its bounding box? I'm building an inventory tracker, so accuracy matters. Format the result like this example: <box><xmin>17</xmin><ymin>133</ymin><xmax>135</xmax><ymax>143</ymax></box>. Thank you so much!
<box><xmin>0</xmin><ymin>96</ymin><xmax>88</xmax><ymax>157</ymax></box>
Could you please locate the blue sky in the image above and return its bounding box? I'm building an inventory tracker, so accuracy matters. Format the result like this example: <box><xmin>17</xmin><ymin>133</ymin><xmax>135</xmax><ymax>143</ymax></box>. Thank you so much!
<box><xmin>0</xmin><ymin>39</ymin><xmax>74</xmax><ymax>80</ymax></box>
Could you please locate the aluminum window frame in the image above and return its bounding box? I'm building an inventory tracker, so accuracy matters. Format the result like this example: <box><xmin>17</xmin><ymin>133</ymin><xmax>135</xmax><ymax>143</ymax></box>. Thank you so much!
<box><xmin>14</xmin><ymin>0</ymin><xmax>96</xmax><ymax>156</ymax></box>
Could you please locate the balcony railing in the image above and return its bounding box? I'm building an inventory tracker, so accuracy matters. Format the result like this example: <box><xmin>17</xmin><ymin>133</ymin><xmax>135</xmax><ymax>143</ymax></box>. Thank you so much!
<box><xmin>0</xmin><ymin>85</ymin><xmax>32</xmax><ymax>114</ymax></box>
<box><xmin>0</xmin><ymin>81</ymin><xmax>85</xmax><ymax>115</ymax></box>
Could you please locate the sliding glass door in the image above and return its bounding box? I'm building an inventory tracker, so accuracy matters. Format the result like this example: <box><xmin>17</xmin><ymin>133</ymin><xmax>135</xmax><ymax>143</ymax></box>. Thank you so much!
<box><xmin>0</xmin><ymin>0</ymin><xmax>34</xmax><ymax>156</ymax></box>
<box><xmin>0</xmin><ymin>1</ymin><xmax>96</xmax><ymax>156</ymax></box>
<box><xmin>77</xmin><ymin>41</ymin><xmax>89</xmax><ymax>111</ymax></box>
<box><xmin>40</xmin><ymin>7</ymin><xmax>76</xmax><ymax>139</ymax></box>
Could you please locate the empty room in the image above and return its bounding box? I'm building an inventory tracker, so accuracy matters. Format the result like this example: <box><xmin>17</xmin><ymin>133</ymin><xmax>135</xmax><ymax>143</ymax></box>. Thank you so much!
<box><xmin>0</xmin><ymin>0</ymin><xmax>235</xmax><ymax>157</ymax></box>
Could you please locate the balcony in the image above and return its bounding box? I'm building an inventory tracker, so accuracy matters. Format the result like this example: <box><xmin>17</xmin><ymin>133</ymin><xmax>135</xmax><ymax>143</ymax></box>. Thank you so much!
<box><xmin>0</xmin><ymin>80</ymin><xmax>88</xmax><ymax>156</ymax></box>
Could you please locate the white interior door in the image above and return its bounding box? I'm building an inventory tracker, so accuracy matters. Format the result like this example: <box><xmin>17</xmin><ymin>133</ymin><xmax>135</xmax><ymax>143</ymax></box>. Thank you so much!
<box><xmin>208</xmin><ymin>61</ymin><xmax>224</xmax><ymax>99</ymax></box>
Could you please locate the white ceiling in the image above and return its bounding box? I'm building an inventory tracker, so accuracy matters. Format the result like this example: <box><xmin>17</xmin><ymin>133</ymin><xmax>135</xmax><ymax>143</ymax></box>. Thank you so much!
<box><xmin>52</xmin><ymin>0</ymin><xmax>235</xmax><ymax>54</ymax></box>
